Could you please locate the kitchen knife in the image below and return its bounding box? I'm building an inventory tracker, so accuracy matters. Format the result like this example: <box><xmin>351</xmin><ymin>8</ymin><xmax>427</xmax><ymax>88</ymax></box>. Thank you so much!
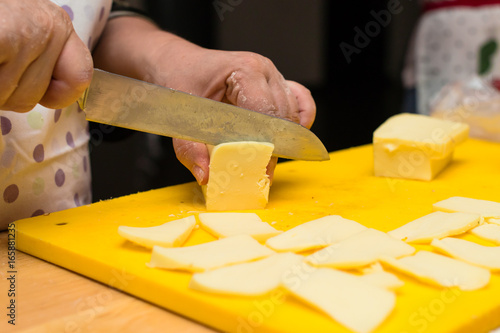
<box><xmin>78</xmin><ymin>69</ymin><xmax>329</xmax><ymax>161</ymax></box>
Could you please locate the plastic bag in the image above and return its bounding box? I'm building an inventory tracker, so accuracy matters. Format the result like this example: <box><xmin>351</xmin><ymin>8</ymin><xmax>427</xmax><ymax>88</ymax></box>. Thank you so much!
<box><xmin>430</xmin><ymin>76</ymin><xmax>500</xmax><ymax>142</ymax></box>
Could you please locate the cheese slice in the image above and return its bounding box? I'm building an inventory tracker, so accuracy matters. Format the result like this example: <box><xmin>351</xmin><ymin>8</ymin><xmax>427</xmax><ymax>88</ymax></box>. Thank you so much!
<box><xmin>305</xmin><ymin>228</ymin><xmax>415</xmax><ymax>269</ymax></box>
<box><xmin>117</xmin><ymin>216</ymin><xmax>196</xmax><ymax>248</ymax></box>
<box><xmin>373</xmin><ymin>113</ymin><xmax>469</xmax><ymax>181</ymax></box>
<box><xmin>433</xmin><ymin>196</ymin><xmax>500</xmax><ymax>225</ymax></box>
<box><xmin>198</xmin><ymin>212</ymin><xmax>281</xmax><ymax>242</ymax></box>
<box><xmin>265</xmin><ymin>215</ymin><xmax>367</xmax><ymax>252</ymax></box>
<box><xmin>283</xmin><ymin>268</ymin><xmax>396</xmax><ymax>333</ymax></box>
<box><xmin>388</xmin><ymin>211</ymin><xmax>480</xmax><ymax>243</ymax></box>
<box><xmin>380</xmin><ymin>251</ymin><xmax>490</xmax><ymax>291</ymax></box>
<box><xmin>360</xmin><ymin>262</ymin><xmax>385</xmax><ymax>274</ymax></box>
<box><xmin>189</xmin><ymin>252</ymin><xmax>304</xmax><ymax>296</ymax></box>
<box><xmin>431</xmin><ymin>237</ymin><xmax>500</xmax><ymax>271</ymax></box>
<box><xmin>147</xmin><ymin>234</ymin><xmax>275</xmax><ymax>272</ymax></box>
<box><xmin>470</xmin><ymin>224</ymin><xmax>500</xmax><ymax>244</ymax></box>
<box><xmin>202</xmin><ymin>141</ymin><xmax>274</xmax><ymax>211</ymax></box>
<box><xmin>359</xmin><ymin>271</ymin><xmax>405</xmax><ymax>290</ymax></box>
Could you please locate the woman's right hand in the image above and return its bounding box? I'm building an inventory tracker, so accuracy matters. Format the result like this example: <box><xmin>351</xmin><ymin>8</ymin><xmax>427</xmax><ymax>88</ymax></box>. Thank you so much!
<box><xmin>0</xmin><ymin>0</ymin><xmax>93</xmax><ymax>112</ymax></box>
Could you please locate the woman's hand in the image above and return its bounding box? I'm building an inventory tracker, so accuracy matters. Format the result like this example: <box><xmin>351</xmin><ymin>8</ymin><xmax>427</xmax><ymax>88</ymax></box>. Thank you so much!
<box><xmin>0</xmin><ymin>0</ymin><xmax>93</xmax><ymax>112</ymax></box>
<box><xmin>151</xmin><ymin>48</ymin><xmax>316</xmax><ymax>185</ymax></box>
<box><xmin>93</xmin><ymin>16</ymin><xmax>316</xmax><ymax>185</ymax></box>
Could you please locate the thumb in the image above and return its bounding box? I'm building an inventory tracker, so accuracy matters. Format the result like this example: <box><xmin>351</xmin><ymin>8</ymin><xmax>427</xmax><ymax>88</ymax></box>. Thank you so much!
<box><xmin>173</xmin><ymin>138</ymin><xmax>210</xmax><ymax>185</ymax></box>
<box><xmin>39</xmin><ymin>30</ymin><xmax>93</xmax><ymax>109</ymax></box>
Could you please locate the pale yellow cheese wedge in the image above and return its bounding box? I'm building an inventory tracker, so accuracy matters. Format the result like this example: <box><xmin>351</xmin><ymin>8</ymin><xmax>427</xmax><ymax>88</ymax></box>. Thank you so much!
<box><xmin>380</xmin><ymin>251</ymin><xmax>490</xmax><ymax>291</ymax></box>
<box><xmin>265</xmin><ymin>215</ymin><xmax>367</xmax><ymax>252</ymax></box>
<box><xmin>283</xmin><ymin>268</ymin><xmax>396</xmax><ymax>333</ymax></box>
<box><xmin>431</xmin><ymin>237</ymin><xmax>500</xmax><ymax>271</ymax></box>
<box><xmin>117</xmin><ymin>216</ymin><xmax>196</xmax><ymax>249</ymax></box>
<box><xmin>189</xmin><ymin>252</ymin><xmax>304</xmax><ymax>296</ymax></box>
<box><xmin>202</xmin><ymin>141</ymin><xmax>274</xmax><ymax>211</ymax></box>
<box><xmin>373</xmin><ymin>113</ymin><xmax>468</xmax><ymax>181</ymax></box>
<box><xmin>470</xmin><ymin>223</ymin><xmax>500</xmax><ymax>244</ymax></box>
<box><xmin>147</xmin><ymin>234</ymin><xmax>275</xmax><ymax>272</ymax></box>
<box><xmin>198</xmin><ymin>212</ymin><xmax>281</xmax><ymax>242</ymax></box>
<box><xmin>359</xmin><ymin>271</ymin><xmax>405</xmax><ymax>291</ymax></box>
<box><xmin>433</xmin><ymin>196</ymin><xmax>500</xmax><ymax>225</ymax></box>
<box><xmin>388</xmin><ymin>211</ymin><xmax>480</xmax><ymax>244</ymax></box>
<box><xmin>305</xmin><ymin>228</ymin><xmax>415</xmax><ymax>269</ymax></box>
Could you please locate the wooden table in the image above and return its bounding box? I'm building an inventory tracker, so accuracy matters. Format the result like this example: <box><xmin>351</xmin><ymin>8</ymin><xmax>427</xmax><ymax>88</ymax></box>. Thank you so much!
<box><xmin>0</xmin><ymin>232</ymin><xmax>216</xmax><ymax>333</ymax></box>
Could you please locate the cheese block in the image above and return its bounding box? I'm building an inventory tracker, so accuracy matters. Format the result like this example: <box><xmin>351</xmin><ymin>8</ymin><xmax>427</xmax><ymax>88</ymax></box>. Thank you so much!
<box><xmin>470</xmin><ymin>224</ymin><xmax>500</xmax><ymax>244</ymax></box>
<box><xmin>265</xmin><ymin>215</ymin><xmax>367</xmax><ymax>252</ymax></box>
<box><xmin>189</xmin><ymin>252</ymin><xmax>304</xmax><ymax>296</ymax></box>
<box><xmin>380</xmin><ymin>251</ymin><xmax>490</xmax><ymax>291</ymax></box>
<box><xmin>359</xmin><ymin>271</ymin><xmax>404</xmax><ymax>290</ymax></box>
<box><xmin>147</xmin><ymin>234</ymin><xmax>275</xmax><ymax>272</ymax></box>
<box><xmin>373</xmin><ymin>113</ymin><xmax>469</xmax><ymax>180</ymax></box>
<box><xmin>117</xmin><ymin>216</ymin><xmax>196</xmax><ymax>248</ymax></box>
<box><xmin>433</xmin><ymin>196</ymin><xmax>500</xmax><ymax>225</ymax></box>
<box><xmin>388</xmin><ymin>211</ymin><xmax>480</xmax><ymax>244</ymax></box>
<box><xmin>202</xmin><ymin>141</ymin><xmax>274</xmax><ymax>211</ymax></box>
<box><xmin>431</xmin><ymin>237</ymin><xmax>500</xmax><ymax>271</ymax></box>
<box><xmin>282</xmin><ymin>268</ymin><xmax>396</xmax><ymax>333</ymax></box>
<box><xmin>305</xmin><ymin>228</ymin><xmax>415</xmax><ymax>269</ymax></box>
<box><xmin>198</xmin><ymin>212</ymin><xmax>281</xmax><ymax>242</ymax></box>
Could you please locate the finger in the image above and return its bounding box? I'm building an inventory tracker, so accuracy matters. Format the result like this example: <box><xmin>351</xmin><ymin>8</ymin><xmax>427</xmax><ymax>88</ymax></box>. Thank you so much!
<box><xmin>225</xmin><ymin>71</ymin><xmax>301</xmax><ymax>127</ymax></box>
<box><xmin>268</xmin><ymin>74</ymin><xmax>300</xmax><ymax>123</ymax></box>
<box><xmin>222</xmin><ymin>57</ymin><xmax>301</xmax><ymax>124</ymax></box>
<box><xmin>286</xmin><ymin>80</ymin><xmax>316</xmax><ymax>129</ymax></box>
<box><xmin>173</xmin><ymin>138</ymin><xmax>210</xmax><ymax>185</ymax></box>
<box><xmin>39</xmin><ymin>30</ymin><xmax>93</xmax><ymax>109</ymax></box>
<box><xmin>224</xmin><ymin>70</ymin><xmax>276</xmax><ymax>114</ymax></box>
<box><xmin>3</xmin><ymin>30</ymin><xmax>68</xmax><ymax>111</ymax></box>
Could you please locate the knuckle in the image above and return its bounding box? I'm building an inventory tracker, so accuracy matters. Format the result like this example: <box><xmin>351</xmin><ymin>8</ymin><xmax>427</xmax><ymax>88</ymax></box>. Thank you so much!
<box><xmin>53</xmin><ymin>5</ymin><xmax>74</xmax><ymax>31</ymax></box>
<box><xmin>237</xmin><ymin>52</ymin><xmax>270</xmax><ymax>71</ymax></box>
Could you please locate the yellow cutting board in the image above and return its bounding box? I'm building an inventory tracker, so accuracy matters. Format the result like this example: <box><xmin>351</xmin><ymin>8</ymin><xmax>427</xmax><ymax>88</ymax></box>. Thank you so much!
<box><xmin>15</xmin><ymin>139</ymin><xmax>500</xmax><ymax>333</ymax></box>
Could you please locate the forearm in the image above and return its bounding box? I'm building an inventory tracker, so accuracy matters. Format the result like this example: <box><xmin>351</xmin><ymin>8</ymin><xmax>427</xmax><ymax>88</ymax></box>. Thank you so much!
<box><xmin>92</xmin><ymin>16</ymin><xmax>216</xmax><ymax>93</ymax></box>
<box><xmin>93</xmin><ymin>16</ymin><xmax>163</xmax><ymax>79</ymax></box>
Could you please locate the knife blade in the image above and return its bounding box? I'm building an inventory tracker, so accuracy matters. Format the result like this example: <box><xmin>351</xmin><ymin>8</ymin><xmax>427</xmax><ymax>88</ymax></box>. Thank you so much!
<box><xmin>78</xmin><ymin>69</ymin><xmax>329</xmax><ymax>161</ymax></box>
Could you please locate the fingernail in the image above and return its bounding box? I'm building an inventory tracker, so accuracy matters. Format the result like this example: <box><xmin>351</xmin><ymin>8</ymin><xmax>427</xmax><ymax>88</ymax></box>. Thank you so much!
<box><xmin>193</xmin><ymin>166</ymin><xmax>205</xmax><ymax>185</ymax></box>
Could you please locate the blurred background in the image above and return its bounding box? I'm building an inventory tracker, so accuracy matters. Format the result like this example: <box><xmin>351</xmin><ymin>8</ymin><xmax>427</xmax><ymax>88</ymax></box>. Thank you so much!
<box><xmin>90</xmin><ymin>0</ymin><xmax>421</xmax><ymax>201</ymax></box>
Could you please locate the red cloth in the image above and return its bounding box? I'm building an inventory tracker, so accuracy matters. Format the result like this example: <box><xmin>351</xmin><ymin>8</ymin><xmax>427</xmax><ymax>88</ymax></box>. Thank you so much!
<box><xmin>424</xmin><ymin>0</ymin><xmax>500</xmax><ymax>12</ymax></box>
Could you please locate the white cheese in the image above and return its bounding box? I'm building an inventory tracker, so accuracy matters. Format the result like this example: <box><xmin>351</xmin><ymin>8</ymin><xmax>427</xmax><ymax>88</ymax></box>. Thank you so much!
<box><xmin>189</xmin><ymin>252</ymin><xmax>304</xmax><ymax>296</ymax></box>
<box><xmin>470</xmin><ymin>223</ymin><xmax>500</xmax><ymax>244</ymax></box>
<box><xmin>147</xmin><ymin>234</ymin><xmax>275</xmax><ymax>272</ymax></box>
<box><xmin>388</xmin><ymin>211</ymin><xmax>480</xmax><ymax>243</ymax></box>
<box><xmin>198</xmin><ymin>212</ymin><xmax>281</xmax><ymax>242</ymax></box>
<box><xmin>117</xmin><ymin>216</ymin><xmax>196</xmax><ymax>248</ymax></box>
<box><xmin>305</xmin><ymin>228</ymin><xmax>415</xmax><ymax>269</ymax></box>
<box><xmin>380</xmin><ymin>250</ymin><xmax>490</xmax><ymax>291</ymax></box>
<box><xmin>282</xmin><ymin>268</ymin><xmax>396</xmax><ymax>333</ymax></box>
<box><xmin>265</xmin><ymin>215</ymin><xmax>367</xmax><ymax>252</ymax></box>
<box><xmin>202</xmin><ymin>141</ymin><xmax>274</xmax><ymax>210</ymax></box>
<box><xmin>431</xmin><ymin>237</ymin><xmax>500</xmax><ymax>271</ymax></box>
<box><xmin>433</xmin><ymin>196</ymin><xmax>500</xmax><ymax>225</ymax></box>
<box><xmin>373</xmin><ymin>113</ymin><xmax>468</xmax><ymax>180</ymax></box>
<box><xmin>359</xmin><ymin>271</ymin><xmax>404</xmax><ymax>290</ymax></box>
